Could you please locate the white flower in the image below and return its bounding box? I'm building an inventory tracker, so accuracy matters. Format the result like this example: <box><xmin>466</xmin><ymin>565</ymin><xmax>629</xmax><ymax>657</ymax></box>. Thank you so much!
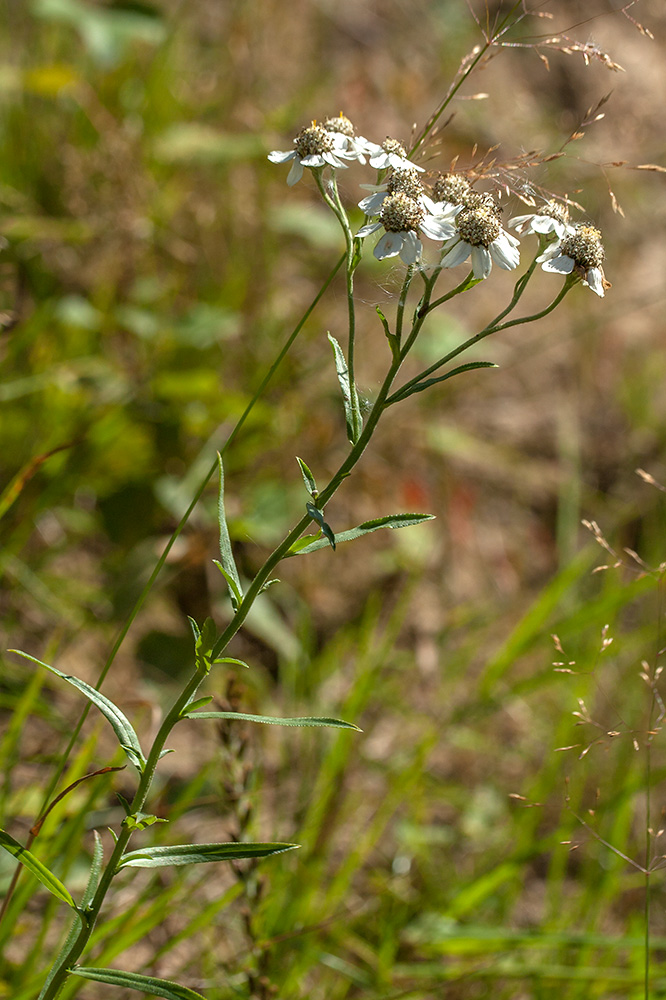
<box><xmin>322</xmin><ymin>113</ymin><xmax>374</xmax><ymax>163</ymax></box>
<box><xmin>268</xmin><ymin>122</ymin><xmax>353</xmax><ymax>186</ymax></box>
<box><xmin>509</xmin><ymin>199</ymin><xmax>575</xmax><ymax>239</ymax></box>
<box><xmin>356</xmin><ymin>192</ymin><xmax>427</xmax><ymax>265</ymax></box>
<box><xmin>358</xmin><ymin>167</ymin><xmax>427</xmax><ymax>216</ymax></box>
<box><xmin>439</xmin><ymin>203</ymin><xmax>520</xmax><ymax>279</ymax></box>
<box><xmin>364</xmin><ymin>138</ymin><xmax>424</xmax><ymax>173</ymax></box>
<box><xmin>537</xmin><ymin>224</ymin><xmax>609</xmax><ymax>297</ymax></box>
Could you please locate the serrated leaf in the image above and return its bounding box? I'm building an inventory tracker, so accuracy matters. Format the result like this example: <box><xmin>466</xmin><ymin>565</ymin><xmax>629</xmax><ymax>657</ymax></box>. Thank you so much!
<box><xmin>10</xmin><ymin>650</ymin><xmax>146</xmax><ymax>771</ymax></box>
<box><xmin>328</xmin><ymin>333</ymin><xmax>360</xmax><ymax>443</ymax></box>
<box><xmin>193</xmin><ymin>616</ymin><xmax>217</xmax><ymax>673</ymax></box>
<box><xmin>296</xmin><ymin>456</ymin><xmax>318</xmax><ymax>498</ymax></box>
<box><xmin>306</xmin><ymin>502</ymin><xmax>335</xmax><ymax>550</ymax></box>
<box><xmin>0</xmin><ymin>829</ymin><xmax>77</xmax><ymax>910</ymax></box>
<box><xmin>123</xmin><ymin>812</ymin><xmax>168</xmax><ymax>832</ymax></box>
<box><xmin>71</xmin><ymin>968</ymin><xmax>207</xmax><ymax>1000</ymax></box>
<box><xmin>182</xmin><ymin>711</ymin><xmax>361</xmax><ymax>730</ymax></box>
<box><xmin>216</xmin><ymin>453</ymin><xmax>243</xmax><ymax>608</ymax></box>
<box><xmin>290</xmin><ymin>513</ymin><xmax>435</xmax><ymax>556</ymax></box>
<box><xmin>118</xmin><ymin>841</ymin><xmax>299</xmax><ymax>868</ymax></box>
<box><xmin>388</xmin><ymin>362</ymin><xmax>498</xmax><ymax>405</ymax></box>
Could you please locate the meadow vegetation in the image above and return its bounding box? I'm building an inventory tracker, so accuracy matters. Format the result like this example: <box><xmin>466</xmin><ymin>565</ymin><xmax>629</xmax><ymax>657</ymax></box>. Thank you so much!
<box><xmin>1</xmin><ymin>1</ymin><xmax>666</xmax><ymax>997</ymax></box>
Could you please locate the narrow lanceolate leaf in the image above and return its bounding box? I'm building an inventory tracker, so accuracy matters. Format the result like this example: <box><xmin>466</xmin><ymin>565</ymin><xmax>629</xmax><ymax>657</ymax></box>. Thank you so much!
<box><xmin>9</xmin><ymin>651</ymin><xmax>146</xmax><ymax>771</ymax></box>
<box><xmin>118</xmin><ymin>842</ymin><xmax>299</xmax><ymax>869</ymax></box>
<box><xmin>306</xmin><ymin>502</ymin><xmax>335</xmax><ymax>550</ymax></box>
<box><xmin>37</xmin><ymin>833</ymin><xmax>104</xmax><ymax>1000</ymax></box>
<box><xmin>217</xmin><ymin>453</ymin><xmax>243</xmax><ymax>609</ymax></box>
<box><xmin>0</xmin><ymin>829</ymin><xmax>77</xmax><ymax>910</ymax></box>
<box><xmin>296</xmin><ymin>456</ymin><xmax>318</xmax><ymax>498</ymax></box>
<box><xmin>182</xmin><ymin>711</ymin><xmax>361</xmax><ymax>730</ymax></box>
<box><xmin>71</xmin><ymin>968</ymin><xmax>207</xmax><ymax>1000</ymax></box>
<box><xmin>388</xmin><ymin>361</ymin><xmax>498</xmax><ymax>405</ymax></box>
<box><xmin>290</xmin><ymin>513</ymin><xmax>435</xmax><ymax>556</ymax></box>
<box><xmin>328</xmin><ymin>333</ymin><xmax>358</xmax><ymax>443</ymax></box>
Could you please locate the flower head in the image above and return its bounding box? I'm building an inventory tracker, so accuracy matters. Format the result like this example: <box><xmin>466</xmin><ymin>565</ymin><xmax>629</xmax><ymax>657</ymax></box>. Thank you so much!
<box><xmin>323</xmin><ymin>112</ymin><xmax>374</xmax><ymax>162</ymax></box>
<box><xmin>356</xmin><ymin>192</ymin><xmax>426</xmax><ymax>264</ymax></box>
<box><xmin>439</xmin><ymin>199</ymin><xmax>520</xmax><ymax>279</ymax></box>
<box><xmin>365</xmin><ymin>137</ymin><xmax>424</xmax><ymax>173</ymax></box>
<box><xmin>358</xmin><ymin>166</ymin><xmax>426</xmax><ymax>216</ymax></box>
<box><xmin>509</xmin><ymin>199</ymin><xmax>574</xmax><ymax>239</ymax></box>
<box><xmin>537</xmin><ymin>223</ymin><xmax>609</xmax><ymax>296</ymax></box>
<box><xmin>431</xmin><ymin>172</ymin><xmax>473</xmax><ymax>210</ymax></box>
<box><xmin>268</xmin><ymin>121</ymin><xmax>353</xmax><ymax>186</ymax></box>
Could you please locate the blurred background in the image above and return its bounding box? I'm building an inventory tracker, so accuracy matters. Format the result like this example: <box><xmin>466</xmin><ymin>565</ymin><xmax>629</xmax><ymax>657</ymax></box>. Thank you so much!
<box><xmin>1</xmin><ymin>1</ymin><xmax>666</xmax><ymax>997</ymax></box>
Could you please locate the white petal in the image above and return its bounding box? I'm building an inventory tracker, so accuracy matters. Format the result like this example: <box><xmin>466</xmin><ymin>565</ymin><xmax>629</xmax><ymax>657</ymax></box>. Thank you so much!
<box><xmin>369</xmin><ymin>152</ymin><xmax>389</xmax><ymax>169</ymax></box>
<box><xmin>440</xmin><ymin>239</ymin><xmax>472</xmax><ymax>269</ymax></box>
<box><xmin>420</xmin><ymin>216</ymin><xmax>457</xmax><ymax>241</ymax></box>
<box><xmin>322</xmin><ymin>151</ymin><xmax>347</xmax><ymax>168</ymax></box>
<box><xmin>356</xmin><ymin>221</ymin><xmax>383</xmax><ymax>238</ymax></box>
<box><xmin>584</xmin><ymin>267</ymin><xmax>605</xmax><ymax>297</ymax></box>
<box><xmin>508</xmin><ymin>213</ymin><xmax>534</xmax><ymax>230</ymax></box>
<box><xmin>301</xmin><ymin>153</ymin><xmax>325</xmax><ymax>167</ymax></box>
<box><xmin>471</xmin><ymin>245</ymin><xmax>492</xmax><ymax>280</ymax></box>
<box><xmin>541</xmin><ymin>254</ymin><xmax>575</xmax><ymax>274</ymax></box>
<box><xmin>286</xmin><ymin>159</ymin><xmax>304</xmax><ymax>186</ymax></box>
<box><xmin>536</xmin><ymin>243</ymin><xmax>562</xmax><ymax>263</ymax></box>
<box><xmin>374</xmin><ymin>231</ymin><xmax>404</xmax><ymax>260</ymax></box>
<box><xmin>268</xmin><ymin>150</ymin><xmax>297</xmax><ymax>163</ymax></box>
<box><xmin>358</xmin><ymin>192</ymin><xmax>387</xmax><ymax>215</ymax></box>
<box><xmin>531</xmin><ymin>216</ymin><xmax>558</xmax><ymax>235</ymax></box>
<box><xmin>489</xmin><ymin>233</ymin><xmax>520</xmax><ymax>270</ymax></box>
<box><xmin>399</xmin><ymin>231</ymin><xmax>422</xmax><ymax>265</ymax></box>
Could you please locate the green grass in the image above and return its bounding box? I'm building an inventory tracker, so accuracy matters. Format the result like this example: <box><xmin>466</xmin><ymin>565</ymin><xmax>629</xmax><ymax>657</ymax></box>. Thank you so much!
<box><xmin>1</xmin><ymin>1</ymin><xmax>666</xmax><ymax>998</ymax></box>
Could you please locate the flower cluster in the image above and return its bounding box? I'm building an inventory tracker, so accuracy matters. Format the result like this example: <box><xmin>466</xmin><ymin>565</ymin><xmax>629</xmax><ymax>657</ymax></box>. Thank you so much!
<box><xmin>268</xmin><ymin>116</ymin><xmax>609</xmax><ymax>295</ymax></box>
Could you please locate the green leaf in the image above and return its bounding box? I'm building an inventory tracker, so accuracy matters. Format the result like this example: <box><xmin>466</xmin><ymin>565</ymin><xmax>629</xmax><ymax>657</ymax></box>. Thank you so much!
<box><xmin>211</xmin><ymin>656</ymin><xmax>250</xmax><ymax>669</ymax></box>
<box><xmin>193</xmin><ymin>616</ymin><xmax>217</xmax><ymax>674</ymax></box>
<box><xmin>287</xmin><ymin>533</ymin><xmax>320</xmax><ymax>555</ymax></box>
<box><xmin>37</xmin><ymin>833</ymin><xmax>104</xmax><ymax>999</ymax></box>
<box><xmin>376</xmin><ymin>306</ymin><xmax>399</xmax><ymax>360</ymax></box>
<box><xmin>182</xmin><ymin>711</ymin><xmax>361</xmax><ymax>730</ymax></box>
<box><xmin>328</xmin><ymin>333</ymin><xmax>359</xmax><ymax>443</ymax></box>
<box><xmin>296</xmin><ymin>456</ymin><xmax>318</xmax><ymax>498</ymax></box>
<box><xmin>216</xmin><ymin>453</ymin><xmax>243</xmax><ymax>609</ymax></box>
<box><xmin>184</xmin><ymin>696</ymin><xmax>214</xmax><ymax>714</ymax></box>
<box><xmin>290</xmin><ymin>512</ymin><xmax>435</xmax><ymax>556</ymax></box>
<box><xmin>306</xmin><ymin>502</ymin><xmax>335</xmax><ymax>551</ymax></box>
<box><xmin>10</xmin><ymin>650</ymin><xmax>146</xmax><ymax>771</ymax></box>
<box><xmin>118</xmin><ymin>842</ymin><xmax>299</xmax><ymax>868</ymax></box>
<box><xmin>259</xmin><ymin>578</ymin><xmax>280</xmax><ymax>594</ymax></box>
<box><xmin>212</xmin><ymin>561</ymin><xmax>243</xmax><ymax>612</ymax></box>
<box><xmin>0</xmin><ymin>829</ymin><xmax>77</xmax><ymax>910</ymax></box>
<box><xmin>388</xmin><ymin>361</ymin><xmax>498</xmax><ymax>405</ymax></box>
<box><xmin>123</xmin><ymin>812</ymin><xmax>168</xmax><ymax>832</ymax></box>
<box><xmin>187</xmin><ymin>616</ymin><xmax>200</xmax><ymax>641</ymax></box>
<box><xmin>71</xmin><ymin>967</ymin><xmax>207</xmax><ymax>1000</ymax></box>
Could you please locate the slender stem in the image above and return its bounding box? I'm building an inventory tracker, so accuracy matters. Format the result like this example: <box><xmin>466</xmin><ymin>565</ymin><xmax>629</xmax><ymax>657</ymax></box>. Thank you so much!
<box><xmin>315</xmin><ymin>170</ymin><xmax>363</xmax><ymax>441</ymax></box>
<box><xmin>386</xmin><ymin>254</ymin><xmax>551</xmax><ymax>404</ymax></box>
<box><xmin>408</xmin><ymin>1</ymin><xmax>526</xmax><ymax>158</ymax></box>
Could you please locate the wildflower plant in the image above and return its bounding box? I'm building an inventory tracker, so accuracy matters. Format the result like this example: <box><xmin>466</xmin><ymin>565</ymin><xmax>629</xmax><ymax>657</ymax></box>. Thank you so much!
<box><xmin>1</xmin><ymin>3</ymin><xmax>639</xmax><ymax>997</ymax></box>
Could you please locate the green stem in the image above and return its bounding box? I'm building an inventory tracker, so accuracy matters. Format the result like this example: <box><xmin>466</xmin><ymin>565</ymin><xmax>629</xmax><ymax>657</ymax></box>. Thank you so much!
<box><xmin>386</xmin><ymin>254</ymin><xmax>552</xmax><ymax>405</ymax></box>
<box><xmin>315</xmin><ymin>170</ymin><xmax>363</xmax><ymax>442</ymax></box>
